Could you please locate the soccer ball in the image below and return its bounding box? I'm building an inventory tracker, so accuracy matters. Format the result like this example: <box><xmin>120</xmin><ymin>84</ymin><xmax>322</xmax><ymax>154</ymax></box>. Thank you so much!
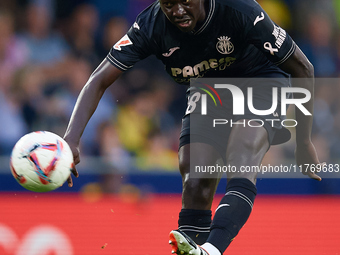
<box><xmin>10</xmin><ymin>131</ymin><xmax>74</xmax><ymax>192</ymax></box>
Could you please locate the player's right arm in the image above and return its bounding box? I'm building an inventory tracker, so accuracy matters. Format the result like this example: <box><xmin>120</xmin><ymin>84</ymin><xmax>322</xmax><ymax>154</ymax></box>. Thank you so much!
<box><xmin>63</xmin><ymin>3</ymin><xmax>161</xmax><ymax>187</ymax></box>
<box><xmin>63</xmin><ymin>59</ymin><xmax>123</xmax><ymax>187</ymax></box>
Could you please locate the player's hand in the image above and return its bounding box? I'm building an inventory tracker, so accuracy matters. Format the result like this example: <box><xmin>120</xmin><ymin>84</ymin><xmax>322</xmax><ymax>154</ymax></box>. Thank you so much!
<box><xmin>64</xmin><ymin>140</ymin><xmax>80</xmax><ymax>187</ymax></box>
<box><xmin>295</xmin><ymin>141</ymin><xmax>324</xmax><ymax>181</ymax></box>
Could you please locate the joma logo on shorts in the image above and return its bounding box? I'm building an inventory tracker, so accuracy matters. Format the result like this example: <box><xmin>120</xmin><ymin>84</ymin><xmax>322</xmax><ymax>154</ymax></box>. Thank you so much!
<box><xmin>171</xmin><ymin>57</ymin><xmax>236</xmax><ymax>78</ymax></box>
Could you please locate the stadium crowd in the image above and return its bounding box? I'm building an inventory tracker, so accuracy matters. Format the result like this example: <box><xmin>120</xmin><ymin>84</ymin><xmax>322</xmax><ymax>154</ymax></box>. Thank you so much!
<box><xmin>1</xmin><ymin>0</ymin><xmax>340</xmax><ymax>178</ymax></box>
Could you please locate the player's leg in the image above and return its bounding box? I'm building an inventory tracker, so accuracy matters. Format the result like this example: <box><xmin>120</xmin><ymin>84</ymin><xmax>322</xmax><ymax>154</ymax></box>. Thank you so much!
<box><xmin>202</xmin><ymin>121</ymin><xmax>269</xmax><ymax>254</ymax></box>
<box><xmin>176</xmin><ymin>141</ymin><xmax>222</xmax><ymax>245</ymax></box>
<box><xmin>179</xmin><ymin>142</ymin><xmax>222</xmax><ymax>209</ymax></box>
<box><xmin>170</xmin><ymin>122</ymin><xmax>270</xmax><ymax>255</ymax></box>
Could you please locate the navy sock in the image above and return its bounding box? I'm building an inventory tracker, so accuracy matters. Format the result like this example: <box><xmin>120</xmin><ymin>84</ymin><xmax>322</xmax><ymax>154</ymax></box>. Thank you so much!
<box><xmin>206</xmin><ymin>178</ymin><xmax>257</xmax><ymax>253</ymax></box>
<box><xmin>178</xmin><ymin>209</ymin><xmax>212</xmax><ymax>245</ymax></box>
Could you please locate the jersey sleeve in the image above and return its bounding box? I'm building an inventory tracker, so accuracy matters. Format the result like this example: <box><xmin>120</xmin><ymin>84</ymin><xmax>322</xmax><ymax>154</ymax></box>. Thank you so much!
<box><xmin>106</xmin><ymin>21</ymin><xmax>155</xmax><ymax>71</ymax></box>
<box><xmin>244</xmin><ymin>4</ymin><xmax>296</xmax><ymax>65</ymax></box>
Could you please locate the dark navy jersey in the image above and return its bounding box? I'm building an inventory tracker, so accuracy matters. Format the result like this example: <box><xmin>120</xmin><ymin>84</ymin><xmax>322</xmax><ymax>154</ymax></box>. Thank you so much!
<box><xmin>107</xmin><ymin>0</ymin><xmax>296</xmax><ymax>85</ymax></box>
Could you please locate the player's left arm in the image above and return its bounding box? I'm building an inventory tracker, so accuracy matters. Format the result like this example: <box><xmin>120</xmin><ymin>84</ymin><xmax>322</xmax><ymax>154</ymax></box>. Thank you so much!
<box><xmin>244</xmin><ymin>3</ymin><xmax>323</xmax><ymax>181</ymax></box>
<box><xmin>278</xmin><ymin>46</ymin><xmax>323</xmax><ymax>181</ymax></box>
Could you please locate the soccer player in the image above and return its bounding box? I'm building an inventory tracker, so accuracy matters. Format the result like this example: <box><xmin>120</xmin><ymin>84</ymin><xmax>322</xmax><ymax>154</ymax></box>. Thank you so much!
<box><xmin>64</xmin><ymin>0</ymin><xmax>323</xmax><ymax>254</ymax></box>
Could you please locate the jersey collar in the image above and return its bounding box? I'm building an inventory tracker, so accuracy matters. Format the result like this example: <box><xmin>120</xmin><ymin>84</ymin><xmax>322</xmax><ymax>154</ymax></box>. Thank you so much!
<box><xmin>193</xmin><ymin>0</ymin><xmax>215</xmax><ymax>35</ymax></box>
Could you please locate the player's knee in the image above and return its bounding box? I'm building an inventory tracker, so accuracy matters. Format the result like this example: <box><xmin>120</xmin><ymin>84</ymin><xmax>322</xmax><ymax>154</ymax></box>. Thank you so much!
<box><xmin>183</xmin><ymin>178</ymin><xmax>216</xmax><ymax>204</ymax></box>
<box><xmin>179</xmin><ymin>157</ymin><xmax>190</xmax><ymax>176</ymax></box>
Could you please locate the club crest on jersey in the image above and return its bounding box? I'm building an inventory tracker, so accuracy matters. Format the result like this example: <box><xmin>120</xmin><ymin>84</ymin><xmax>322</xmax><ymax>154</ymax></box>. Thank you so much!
<box><xmin>114</xmin><ymin>34</ymin><xmax>133</xmax><ymax>51</ymax></box>
<box><xmin>216</xmin><ymin>36</ymin><xmax>234</xmax><ymax>55</ymax></box>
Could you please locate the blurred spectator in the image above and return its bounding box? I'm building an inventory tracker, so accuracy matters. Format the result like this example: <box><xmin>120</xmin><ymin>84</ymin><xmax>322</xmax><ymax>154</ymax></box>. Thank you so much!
<box><xmin>0</xmin><ymin>10</ymin><xmax>29</xmax><ymax>93</ymax></box>
<box><xmin>64</xmin><ymin>3</ymin><xmax>100</xmax><ymax>67</ymax></box>
<box><xmin>313</xmin><ymin>83</ymin><xmax>336</xmax><ymax>136</ymax></box>
<box><xmin>115</xmin><ymin>91</ymin><xmax>157</xmax><ymax>155</ymax></box>
<box><xmin>148</xmin><ymin>77</ymin><xmax>177</xmax><ymax>133</ymax></box>
<box><xmin>97</xmin><ymin>121</ymin><xmax>131</xmax><ymax>193</ymax></box>
<box><xmin>89</xmin><ymin>0</ymin><xmax>129</xmax><ymax>28</ymax></box>
<box><xmin>258</xmin><ymin>0</ymin><xmax>292</xmax><ymax>30</ymax></box>
<box><xmin>0</xmin><ymin>91</ymin><xmax>28</xmax><ymax>155</ymax></box>
<box><xmin>136</xmin><ymin>132</ymin><xmax>178</xmax><ymax>171</ymax></box>
<box><xmin>111</xmin><ymin>68</ymin><xmax>154</xmax><ymax>105</ymax></box>
<box><xmin>30</xmin><ymin>0</ymin><xmax>55</xmax><ymax>19</ymax></box>
<box><xmin>55</xmin><ymin>0</ymin><xmax>88</xmax><ymax>21</ymax></box>
<box><xmin>12</xmin><ymin>65</ymin><xmax>48</xmax><ymax>130</ymax></box>
<box><xmin>312</xmin><ymin>80</ymin><xmax>340</xmax><ymax>159</ymax></box>
<box><xmin>100</xmin><ymin>16</ymin><xmax>129</xmax><ymax>58</ymax></box>
<box><xmin>334</xmin><ymin>0</ymin><xmax>340</xmax><ymax>28</ymax></box>
<box><xmin>294</xmin><ymin>0</ymin><xmax>337</xmax><ymax>28</ymax></box>
<box><xmin>115</xmin><ymin>76</ymin><xmax>178</xmax><ymax>157</ymax></box>
<box><xmin>336</xmin><ymin>35</ymin><xmax>340</xmax><ymax>74</ymax></box>
<box><xmin>98</xmin><ymin>121</ymin><xmax>132</xmax><ymax>172</ymax></box>
<box><xmin>127</xmin><ymin>0</ymin><xmax>155</xmax><ymax>23</ymax></box>
<box><xmin>19</xmin><ymin>3</ymin><xmax>69</xmax><ymax>64</ymax></box>
<box><xmin>18</xmin><ymin>2</ymin><xmax>71</xmax><ymax>83</ymax></box>
<box><xmin>298</xmin><ymin>12</ymin><xmax>338</xmax><ymax>77</ymax></box>
<box><xmin>0</xmin><ymin>0</ymin><xmax>18</xmax><ymax>12</ymax></box>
